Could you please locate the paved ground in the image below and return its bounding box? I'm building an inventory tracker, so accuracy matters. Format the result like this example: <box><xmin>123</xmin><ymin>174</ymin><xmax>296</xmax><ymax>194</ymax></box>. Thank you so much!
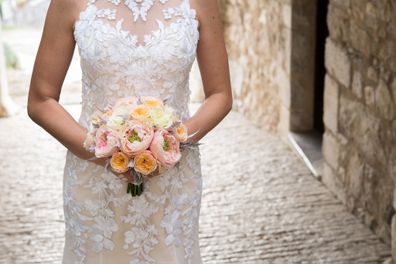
<box><xmin>0</xmin><ymin>102</ymin><xmax>392</xmax><ymax>264</ymax></box>
<box><xmin>0</xmin><ymin>28</ymin><xmax>392</xmax><ymax>263</ymax></box>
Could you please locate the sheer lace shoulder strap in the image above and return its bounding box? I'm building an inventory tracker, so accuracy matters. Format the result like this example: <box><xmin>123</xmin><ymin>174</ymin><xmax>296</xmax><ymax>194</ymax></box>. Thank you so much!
<box><xmin>74</xmin><ymin>0</ymin><xmax>197</xmax><ymax>45</ymax></box>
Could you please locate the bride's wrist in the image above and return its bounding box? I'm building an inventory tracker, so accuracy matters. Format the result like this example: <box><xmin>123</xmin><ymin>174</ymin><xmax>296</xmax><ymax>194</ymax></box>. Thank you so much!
<box><xmin>89</xmin><ymin>156</ymin><xmax>108</xmax><ymax>168</ymax></box>
<box><xmin>183</xmin><ymin>122</ymin><xmax>199</xmax><ymax>144</ymax></box>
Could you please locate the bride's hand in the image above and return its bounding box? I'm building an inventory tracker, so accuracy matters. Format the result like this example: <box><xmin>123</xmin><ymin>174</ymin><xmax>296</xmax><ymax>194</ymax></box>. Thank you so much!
<box><xmin>89</xmin><ymin>156</ymin><xmax>162</xmax><ymax>181</ymax></box>
<box><xmin>87</xmin><ymin>157</ymin><xmax>130</xmax><ymax>180</ymax></box>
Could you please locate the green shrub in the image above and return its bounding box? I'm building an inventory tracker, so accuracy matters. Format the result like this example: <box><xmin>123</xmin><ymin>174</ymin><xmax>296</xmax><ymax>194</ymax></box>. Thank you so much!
<box><xmin>3</xmin><ymin>43</ymin><xmax>19</xmax><ymax>69</ymax></box>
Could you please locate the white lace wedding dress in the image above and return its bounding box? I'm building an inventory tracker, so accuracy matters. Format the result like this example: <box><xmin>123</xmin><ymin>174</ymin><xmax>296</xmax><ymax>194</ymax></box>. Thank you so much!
<box><xmin>62</xmin><ymin>0</ymin><xmax>202</xmax><ymax>263</ymax></box>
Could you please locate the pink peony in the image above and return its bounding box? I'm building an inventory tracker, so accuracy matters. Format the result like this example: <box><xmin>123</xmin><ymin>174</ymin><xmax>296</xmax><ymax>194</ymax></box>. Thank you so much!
<box><xmin>120</xmin><ymin>120</ymin><xmax>154</xmax><ymax>157</ymax></box>
<box><xmin>149</xmin><ymin>128</ymin><xmax>181</xmax><ymax>168</ymax></box>
<box><xmin>94</xmin><ymin>125</ymin><xmax>119</xmax><ymax>158</ymax></box>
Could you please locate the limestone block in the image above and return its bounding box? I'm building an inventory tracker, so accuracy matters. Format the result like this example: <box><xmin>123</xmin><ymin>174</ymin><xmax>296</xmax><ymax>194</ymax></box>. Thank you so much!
<box><xmin>331</xmin><ymin>0</ymin><xmax>350</xmax><ymax>9</ymax></box>
<box><xmin>392</xmin><ymin>216</ymin><xmax>396</xmax><ymax>264</ymax></box>
<box><xmin>363</xmin><ymin>163</ymin><xmax>376</xmax><ymax>211</ymax></box>
<box><xmin>322</xmin><ymin>131</ymin><xmax>340</xmax><ymax>171</ymax></box>
<box><xmin>364</xmin><ymin>86</ymin><xmax>376</xmax><ymax>108</ymax></box>
<box><xmin>349</xmin><ymin>22</ymin><xmax>371</xmax><ymax>57</ymax></box>
<box><xmin>339</xmin><ymin>94</ymin><xmax>386</xmax><ymax>165</ymax></box>
<box><xmin>323</xmin><ymin>75</ymin><xmax>339</xmax><ymax>133</ymax></box>
<box><xmin>278</xmin><ymin>103</ymin><xmax>291</xmax><ymax>132</ymax></box>
<box><xmin>345</xmin><ymin>147</ymin><xmax>364</xmax><ymax>198</ymax></box>
<box><xmin>322</xmin><ymin>162</ymin><xmax>347</xmax><ymax>204</ymax></box>
<box><xmin>325</xmin><ymin>38</ymin><xmax>351</xmax><ymax>88</ymax></box>
<box><xmin>367</xmin><ymin>66</ymin><xmax>379</xmax><ymax>83</ymax></box>
<box><xmin>352</xmin><ymin>71</ymin><xmax>363</xmax><ymax>99</ymax></box>
<box><xmin>378</xmin><ymin>40</ymin><xmax>396</xmax><ymax>71</ymax></box>
<box><xmin>327</xmin><ymin>4</ymin><xmax>350</xmax><ymax>42</ymax></box>
<box><xmin>391</xmin><ymin>78</ymin><xmax>396</xmax><ymax>103</ymax></box>
<box><xmin>375</xmin><ymin>79</ymin><xmax>395</xmax><ymax>120</ymax></box>
<box><xmin>282</xmin><ymin>4</ymin><xmax>291</xmax><ymax>29</ymax></box>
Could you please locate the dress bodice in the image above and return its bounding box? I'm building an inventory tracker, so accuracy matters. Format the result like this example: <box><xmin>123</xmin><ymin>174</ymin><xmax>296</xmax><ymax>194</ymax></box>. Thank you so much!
<box><xmin>73</xmin><ymin>0</ymin><xmax>199</xmax><ymax>128</ymax></box>
<box><xmin>63</xmin><ymin>2</ymin><xmax>203</xmax><ymax>263</ymax></box>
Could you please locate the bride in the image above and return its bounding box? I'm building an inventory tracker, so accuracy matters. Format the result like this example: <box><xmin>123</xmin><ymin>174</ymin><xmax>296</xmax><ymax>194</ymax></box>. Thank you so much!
<box><xmin>27</xmin><ymin>0</ymin><xmax>232</xmax><ymax>263</ymax></box>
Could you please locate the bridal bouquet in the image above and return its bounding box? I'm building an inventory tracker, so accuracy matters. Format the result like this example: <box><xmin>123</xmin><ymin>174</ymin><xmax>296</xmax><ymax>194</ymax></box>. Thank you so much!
<box><xmin>83</xmin><ymin>96</ymin><xmax>199</xmax><ymax>196</ymax></box>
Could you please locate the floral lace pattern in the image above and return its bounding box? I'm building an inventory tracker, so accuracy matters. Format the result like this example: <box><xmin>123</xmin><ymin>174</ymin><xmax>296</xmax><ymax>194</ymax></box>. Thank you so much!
<box><xmin>63</xmin><ymin>0</ymin><xmax>202</xmax><ymax>263</ymax></box>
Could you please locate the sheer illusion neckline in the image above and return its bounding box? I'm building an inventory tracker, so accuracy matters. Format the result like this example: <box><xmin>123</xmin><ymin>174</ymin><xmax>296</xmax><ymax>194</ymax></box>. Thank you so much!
<box><xmin>73</xmin><ymin>0</ymin><xmax>200</xmax><ymax>49</ymax></box>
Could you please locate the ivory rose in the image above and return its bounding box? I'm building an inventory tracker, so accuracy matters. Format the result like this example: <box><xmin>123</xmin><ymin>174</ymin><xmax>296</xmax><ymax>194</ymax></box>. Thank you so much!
<box><xmin>94</xmin><ymin>125</ymin><xmax>119</xmax><ymax>158</ymax></box>
<box><xmin>133</xmin><ymin>150</ymin><xmax>158</xmax><ymax>175</ymax></box>
<box><xmin>120</xmin><ymin>120</ymin><xmax>154</xmax><ymax>156</ymax></box>
<box><xmin>148</xmin><ymin>105</ymin><xmax>176</xmax><ymax>128</ymax></box>
<box><xmin>107</xmin><ymin>105</ymin><xmax>130</xmax><ymax>130</ymax></box>
<box><xmin>149</xmin><ymin>128</ymin><xmax>181</xmax><ymax>168</ymax></box>
<box><xmin>110</xmin><ymin>152</ymin><xmax>130</xmax><ymax>174</ymax></box>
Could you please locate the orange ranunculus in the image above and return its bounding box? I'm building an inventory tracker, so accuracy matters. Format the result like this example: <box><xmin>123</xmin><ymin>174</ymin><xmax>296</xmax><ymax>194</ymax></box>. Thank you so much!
<box><xmin>110</xmin><ymin>152</ymin><xmax>130</xmax><ymax>174</ymax></box>
<box><xmin>141</xmin><ymin>96</ymin><xmax>164</xmax><ymax>108</ymax></box>
<box><xmin>133</xmin><ymin>150</ymin><xmax>158</xmax><ymax>175</ymax></box>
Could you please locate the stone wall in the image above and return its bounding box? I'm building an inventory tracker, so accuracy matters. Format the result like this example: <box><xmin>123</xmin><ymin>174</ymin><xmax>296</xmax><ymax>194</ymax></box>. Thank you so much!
<box><xmin>218</xmin><ymin>0</ymin><xmax>318</xmax><ymax>133</ymax></box>
<box><xmin>219</xmin><ymin>0</ymin><xmax>396</xmax><ymax>252</ymax></box>
<box><xmin>218</xmin><ymin>0</ymin><xmax>291</xmax><ymax>131</ymax></box>
<box><xmin>322</xmin><ymin>0</ymin><xmax>396</xmax><ymax>247</ymax></box>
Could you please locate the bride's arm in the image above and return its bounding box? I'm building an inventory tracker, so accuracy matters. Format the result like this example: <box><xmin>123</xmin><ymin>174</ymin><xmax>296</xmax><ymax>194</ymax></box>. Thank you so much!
<box><xmin>27</xmin><ymin>0</ymin><xmax>105</xmax><ymax>167</ymax></box>
<box><xmin>185</xmin><ymin>0</ymin><xmax>233</xmax><ymax>143</ymax></box>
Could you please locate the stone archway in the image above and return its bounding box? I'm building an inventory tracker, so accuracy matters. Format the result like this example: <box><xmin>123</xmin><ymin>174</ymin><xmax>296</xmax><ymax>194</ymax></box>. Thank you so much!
<box><xmin>278</xmin><ymin>1</ymin><xmax>317</xmax><ymax>133</ymax></box>
<box><xmin>278</xmin><ymin>0</ymin><xmax>328</xmax><ymax>179</ymax></box>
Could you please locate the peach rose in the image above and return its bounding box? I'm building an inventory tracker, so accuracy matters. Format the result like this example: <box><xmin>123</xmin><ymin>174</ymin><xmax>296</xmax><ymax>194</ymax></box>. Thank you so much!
<box><xmin>130</xmin><ymin>104</ymin><xmax>150</xmax><ymax>122</ymax></box>
<box><xmin>83</xmin><ymin>131</ymin><xmax>96</xmax><ymax>152</ymax></box>
<box><xmin>90</xmin><ymin>110</ymin><xmax>106</xmax><ymax>127</ymax></box>
<box><xmin>120</xmin><ymin>120</ymin><xmax>154</xmax><ymax>156</ymax></box>
<box><xmin>103</xmin><ymin>108</ymin><xmax>113</xmax><ymax>119</ymax></box>
<box><xmin>110</xmin><ymin>152</ymin><xmax>130</xmax><ymax>174</ymax></box>
<box><xmin>113</xmin><ymin>96</ymin><xmax>138</xmax><ymax>109</ymax></box>
<box><xmin>141</xmin><ymin>96</ymin><xmax>164</xmax><ymax>108</ymax></box>
<box><xmin>94</xmin><ymin>125</ymin><xmax>119</xmax><ymax>158</ymax></box>
<box><xmin>133</xmin><ymin>150</ymin><xmax>158</xmax><ymax>175</ymax></box>
<box><xmin>149</xmin><ymin>128</ymin><xmax>181</xmax><ymax>168</ymax></box>
<box><xmin>172</xmin><ymin>123</ymin><xmax>188</xmax><ymax>143</ymax></box>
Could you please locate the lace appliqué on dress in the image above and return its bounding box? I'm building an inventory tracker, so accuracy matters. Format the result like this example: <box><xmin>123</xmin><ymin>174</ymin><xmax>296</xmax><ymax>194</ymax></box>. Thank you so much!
<box><xmin>124</xmin><ymin>0</ymin><xmax>170</xmax><ymax>21</ymax></box>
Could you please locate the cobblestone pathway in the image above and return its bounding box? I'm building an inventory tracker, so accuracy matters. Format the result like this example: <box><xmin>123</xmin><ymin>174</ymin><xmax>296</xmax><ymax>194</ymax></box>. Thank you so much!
<box><xmin>0</xmin><ymin>103</ymin><xmax>391</xmax><ymax>263</ymax></box>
